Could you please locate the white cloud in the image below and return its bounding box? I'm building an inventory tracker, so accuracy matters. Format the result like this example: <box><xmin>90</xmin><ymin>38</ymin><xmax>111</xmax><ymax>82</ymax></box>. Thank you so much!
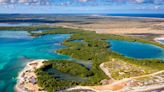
<box><xmin>135</xmin><ymin>0</ymin><xmax>145</xmax><ymax>3</ymax></box>
<box><xmin>154</xmin><ymin>5</ymin><xmax>160</xmax><ymax>10</ymax></box>
<box><xmin>79</xmin><ymin>0</ymin><xmax>88</xmax><ymax>2</ymax></box>
<box><xmin>0</xmin><ymin>0</ymin><xmax>164</xmax><ymax>5</ymax></box>
<box><xmin>19</xmin><ymin>0</ymin><xmax>29</xmax><ymax>3</ymax></box>
<box><xmin>0</xmin><ymin>0</ymin><xmax>10</xmax><ymax>3</ymax></box>
<box><xmin>0</xmin><ymin>0</ymin><xmax>51</xmax><ymax>5</ymax></box>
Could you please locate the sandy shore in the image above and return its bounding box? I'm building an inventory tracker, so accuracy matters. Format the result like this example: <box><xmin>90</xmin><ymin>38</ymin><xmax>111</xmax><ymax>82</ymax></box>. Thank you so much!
<box><xmin>15</xmin><ymin>59</ymin><xmax>46</xmax><ymax>92</ymax></box>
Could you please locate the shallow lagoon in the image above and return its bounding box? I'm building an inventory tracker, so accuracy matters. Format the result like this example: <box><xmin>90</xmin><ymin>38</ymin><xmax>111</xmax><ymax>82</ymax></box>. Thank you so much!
<box><xmin>109</xmin><ymin>40</ymin><xmax>164</xmax><ymax>59</ymax></box>
<box><xmin>0</xmin><ymin>31</ymin><xmax>70</xmax><ymax>92</ymax></box>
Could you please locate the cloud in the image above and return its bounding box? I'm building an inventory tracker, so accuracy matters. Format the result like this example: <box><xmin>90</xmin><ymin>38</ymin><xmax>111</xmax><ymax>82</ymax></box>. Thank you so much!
<box><xmin>0</xmin><ymin>0</ymin><xmax>52</xmax><ymax>5</ymax></box>
<box><xmin>19</xmin><ymin>0</ymin><xmax>30</xmax><ymax>3</ymax></box>
<box><xmin>105</xmin><ymin>0</ymin><xmax>164</xmax><ymax>4</ymax></box>
<box><xmin>153</xmin><ymin>0</ymin><xmax>164</xmax><ymax>5</ymax></box>
<box><xmin>135</xmin><ymin>0</ymin><xmax>145</xmax><ymax>3</ymax></box>
<box><xmin>79</xmin><ymin>0</ymin><xmax>88</xmax><ymax>2</ymax></box>
<box><xmin>154</xmin><ymin>5</ymin><xmax>160</xmax><ymax>9</ymax></box>
<box><xmin>0</xmin><ymin>0</ymin><xmax>11</xmax><ymax>4</ymax></box>
<box><xmin>0</xmin><ymin>0</ymin><xmax>163</xmax><ymax>5</ymax></box>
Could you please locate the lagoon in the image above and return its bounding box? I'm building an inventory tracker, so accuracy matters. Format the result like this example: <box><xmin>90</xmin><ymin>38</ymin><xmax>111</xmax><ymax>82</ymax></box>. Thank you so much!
<box><xmin>109</xmin><ymin>40</ymin><xmax>164</xmax><ymax>59</ymax></box>
<box><xmin>0</xmin><ymin>31</ymin><xmax>70</xmax><ymax>92</ymax></box>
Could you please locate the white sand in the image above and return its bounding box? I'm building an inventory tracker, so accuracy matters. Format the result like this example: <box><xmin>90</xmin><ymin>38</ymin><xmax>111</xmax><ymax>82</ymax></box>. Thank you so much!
<box><xmin>15</xmin><ymin>59</ymin><xmax>46</xmax><ymax>92</ymax></box>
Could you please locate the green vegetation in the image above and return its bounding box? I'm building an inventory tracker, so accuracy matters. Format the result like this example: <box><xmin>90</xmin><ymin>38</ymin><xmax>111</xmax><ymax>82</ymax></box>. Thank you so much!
<box><xmin>43</xmin><ymin>60</ymin><xmax>93</xmax><ymax>77</ymax></box>
<box><xmin>2</xmin><ymin>26</ymin><xmax>164</xmax><ymax>91</ymax></box>
<box><xmin>109</xmin><ymin>52</ymin><xmax>164</xmax><ymax>71</ymax></box>
<box><xmin>30</xmin><ymin>27</ymin><xmax>85</xmax><ymax>37</ymax></box>
<box><xmin>35</xmin><ymin>67</ymin><xmax>78</xmax><ymax>92</ymax></box>
<box><xmin>31</xmin><ymin>27</ymin><xmax>164</xmax><ymax>91</ymax></box>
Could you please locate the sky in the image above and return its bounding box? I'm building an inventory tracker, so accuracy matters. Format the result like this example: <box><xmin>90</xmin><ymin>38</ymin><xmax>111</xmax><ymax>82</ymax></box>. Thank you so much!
<box><xmin>0</xmin><ymin>0</ymin><xmax>164</xmax><ymax>14</ymax></box>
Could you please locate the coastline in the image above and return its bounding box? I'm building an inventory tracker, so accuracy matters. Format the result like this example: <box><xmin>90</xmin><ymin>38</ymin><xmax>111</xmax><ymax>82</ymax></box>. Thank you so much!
<box><xmin>14</xmin><ymin>54</ymin><xmax>164</xmax><ymax>92</ymax></box>
<box><xmin>15</xmin><ymin>59</ymin><xmax>46</xmax><ymax>92</ymax></box>
<box><xmin>13</xmin><ymin>29</ymin><xmax>164</xmax><ymax>92</ymax></box>
<box><xmin>154</xmin><ymin>36</ymin><xmax>164</xmax><ymax>44</ymax></box>
<box><xmin>14</xmin><ymin>37</ymin><xmax>164</xmax><ymax>92</ymax></box>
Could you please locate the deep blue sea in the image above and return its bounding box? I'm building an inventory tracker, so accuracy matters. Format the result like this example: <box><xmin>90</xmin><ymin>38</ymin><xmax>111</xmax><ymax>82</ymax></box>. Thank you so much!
<box><xmin>106</xmin><ymin>14</ymin><xmax>164</xmax><ymax>18</ymax></box>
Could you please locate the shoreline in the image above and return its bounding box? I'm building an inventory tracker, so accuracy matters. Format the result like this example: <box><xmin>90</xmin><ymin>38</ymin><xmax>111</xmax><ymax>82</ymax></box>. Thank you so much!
<box><xmin>14</xmin><ymin>35</ymin><xmax>164</xmax><ymax>92</ymax></box>
<box><xmin>0</xmin><ymin>15</ymin><xmax>163</xmax><ymax>92</ymax></box>
<box><xmin>154</xmin><ymin>36</ymin><xmax>164</xmax><ymax>44</ymax></box>
<box><xmin>14</xmin><ymin>56</ymin><xmax>164</xmax><ymax>92</ymax></box>
<box><xmin>14</xmin><ymin>45</ymin><xmax>164</xmax><ymax>92</ymax></box>
<box><xmin>15</xmin><ymin>59</ymin><xmax>46</xmax><ymax>92</ymax></box>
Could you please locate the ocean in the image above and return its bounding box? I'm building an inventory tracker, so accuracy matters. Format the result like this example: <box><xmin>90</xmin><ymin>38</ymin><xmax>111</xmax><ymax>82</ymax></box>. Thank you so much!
<box><xmin>105</xmin><ymin>14</ymin><xmax>164</xmax><ymax>18</ymax></box>
<box><xmin>0</xmin><ymin>14</ymin><xmax>164</xmax><ymax>19</ymax></box>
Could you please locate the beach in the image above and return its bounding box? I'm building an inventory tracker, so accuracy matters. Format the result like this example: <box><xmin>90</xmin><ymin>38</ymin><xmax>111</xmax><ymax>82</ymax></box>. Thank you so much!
<box><xmin>15</xmin><ymin>59</ymin><xmax>46</xmax><ymax>92</ymax></box>
<box><xmin>14</xmin><ymin>28</ymin><xmax>164</xmax><ymax>92</ymax></box>
<box><xmin>14</xmin><ymin>43</ymin><xmax>164</xmax><ymax>92</ymax></box>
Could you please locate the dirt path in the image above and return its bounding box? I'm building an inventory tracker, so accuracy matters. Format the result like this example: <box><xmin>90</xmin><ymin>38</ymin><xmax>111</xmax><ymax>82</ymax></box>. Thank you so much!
<box><xmin>100</xmin><ymin>63</ymin><xmax>115</xmax><ymax>80</ymax></box>
<box><xmin>91</xmin><ymin>64</ymin><xmax>164</xmax><ymax>92</ymax></box>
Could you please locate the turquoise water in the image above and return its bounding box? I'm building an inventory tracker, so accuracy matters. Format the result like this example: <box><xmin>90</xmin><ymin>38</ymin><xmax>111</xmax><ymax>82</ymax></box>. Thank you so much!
<box><xmin>109</xmin><ymin>40</ymin><xmax>164</xmax><ymax>59</ymax></box>
<box><xmin>0</xmin><ymin>31</ymin><xmax>70</xmax><ymax>92</ymax></box>
<box><xmin>2</xmin><ymin>31</ymin><xmax>164</xmax><ymax>92</ymax></box>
